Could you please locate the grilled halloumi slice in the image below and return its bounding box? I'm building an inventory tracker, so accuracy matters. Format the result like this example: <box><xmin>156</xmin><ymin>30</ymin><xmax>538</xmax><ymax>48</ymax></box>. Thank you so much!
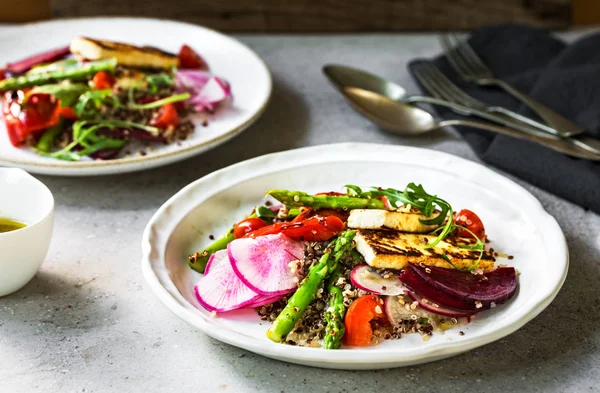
<box><xmin>355</xmin><ymin>229</ymin><xmax>496</xmax><ymax>272</ymax></box>
<box><xmin>70</xmin><ymin>37</ymin><xmax>179</xmax><ymax>69</ymax></box>
<box><xmin>348</xmin><ymin>209</ymin><xmax>440</xmax><ymax>233</ymax></box>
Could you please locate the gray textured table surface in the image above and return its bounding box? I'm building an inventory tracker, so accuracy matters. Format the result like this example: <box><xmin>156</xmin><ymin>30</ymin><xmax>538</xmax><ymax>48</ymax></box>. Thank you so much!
<box><xmin>1</xmin><ymin>33</ymin><xmax>599</xmax><ymax>393</ymax></box>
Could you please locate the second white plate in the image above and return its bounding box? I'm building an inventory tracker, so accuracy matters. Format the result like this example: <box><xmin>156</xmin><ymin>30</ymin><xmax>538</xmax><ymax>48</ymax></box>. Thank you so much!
<box><xmin>141</xmin><ymin>143</ymin><xmax>568</xmax><ymax>370</ymax></box>
<box><xmin>0</xmin><ymin>17</ymin><xmax>271</xmax><ymax>176</ymax></box>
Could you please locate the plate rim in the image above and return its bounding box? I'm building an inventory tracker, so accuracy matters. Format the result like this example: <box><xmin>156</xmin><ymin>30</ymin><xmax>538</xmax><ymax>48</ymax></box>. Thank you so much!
<box><xmin>0</xmin><ymin>17</ymin><xmax>272</xmax><ymax>176</ymax></box>
<box><xmin>140</xmin><ymin>143</ymin><xmax>569</xmax><ymax>369</ymax></box>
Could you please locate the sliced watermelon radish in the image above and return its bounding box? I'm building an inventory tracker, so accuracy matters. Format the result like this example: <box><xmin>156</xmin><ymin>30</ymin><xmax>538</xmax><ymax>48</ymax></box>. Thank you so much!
<box><xmin>245</xmin><ymin>294</ymin><xmax>283</xmax><ymax>308</ymax></box>
<box><xmin>228</xmin><ymin>233</ymin><xmax>304</xmax><ymax>296</ymax></box>
<box><xmin>399</xmin><ymin>266</ymin><xmax>477</xmax><ymax>311</ymax></box>
<box><xmin>410</xmin><ymin>265</ymin><xmax>518</xmax><ymax>307</ymax></box>
<box><xmin>406</xmin><ymin>290</ymin><xmax>475</xmax><ymax>318</ymax></box>
<box><xmin>203</xmin><ymin>253</ymin><xmax>217</xmax><ymax>275</ymax></box>
<box><xmin>350</xmin><ymin>265</ymin><xmax>406</xmax><ymax>295</ymax></box>
<box><xmin>194</xmin><ymin>250</ymin><xmax>262</xmax><ymax>312</ymax></box>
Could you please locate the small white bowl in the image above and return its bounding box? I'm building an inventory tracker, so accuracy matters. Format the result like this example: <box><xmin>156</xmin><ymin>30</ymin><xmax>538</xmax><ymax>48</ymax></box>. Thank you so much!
<box><xmin>0</xmin><ymin>168</ymin><xmax>54</xmax><ymax>296</ymax></box>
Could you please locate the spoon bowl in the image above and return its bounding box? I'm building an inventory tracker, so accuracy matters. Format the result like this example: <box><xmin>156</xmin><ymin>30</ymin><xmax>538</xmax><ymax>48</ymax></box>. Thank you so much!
<box><xmin>323</xmin><ymin>64</ymin><xmax>406</xmax><ymax>100</ymax></box>
<box><xmin>340</xmin><ymin>87</ymin><xmax>437</xmax><ymax>135</ymax></box>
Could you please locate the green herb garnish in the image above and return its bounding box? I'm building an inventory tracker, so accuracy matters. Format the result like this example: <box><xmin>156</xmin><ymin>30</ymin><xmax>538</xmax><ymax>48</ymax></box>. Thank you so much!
<box><xmin>127</xmin><ymin>92</ymin><xmax>190</xmax><ymax>110</ymax></box>
<box><xmin>74</xmin><ymin>89</ymin><xmax>122</xmax><ymax>118</ymax></box>
<box><xmin>42</xmin><ymin>120</ymin><xmax>159</xmax><ymax>161</ymax></box>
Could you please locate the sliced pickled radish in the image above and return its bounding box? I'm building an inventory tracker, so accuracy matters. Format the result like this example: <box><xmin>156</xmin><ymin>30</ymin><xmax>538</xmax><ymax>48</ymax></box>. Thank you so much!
<box><xmin>194</xmin><ymin>250</ymin><xmax>262</xmax><ymax>312</ymax></box>
<box><xmin>350</xmin><ymin>265</ymin><xmax>406</xmax><ymax>295</ymax></box>
<box><xmin>228</xmin><ymin>233</ymin><xmax>304</xmax><ymax>296</ymax></box>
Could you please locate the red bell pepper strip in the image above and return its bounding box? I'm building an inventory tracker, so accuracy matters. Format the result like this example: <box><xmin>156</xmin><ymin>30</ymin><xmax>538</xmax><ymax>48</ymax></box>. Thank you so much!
<box><xmin>244</xmin><ymin>215</ymin><xmax>345</xmax><ymax>242</ymax></box>
<box><xmin>3</xmin><ymin>91</ymin><xmax>60</xmax><ymax>146</ymax></box>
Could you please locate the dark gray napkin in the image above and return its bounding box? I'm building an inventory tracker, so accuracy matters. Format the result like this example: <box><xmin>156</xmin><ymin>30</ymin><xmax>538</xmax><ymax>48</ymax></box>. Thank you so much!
<box><xmin>408</xmin><ymin>24</ymin><xmax>600</xmax><ymax>214</ymax></box>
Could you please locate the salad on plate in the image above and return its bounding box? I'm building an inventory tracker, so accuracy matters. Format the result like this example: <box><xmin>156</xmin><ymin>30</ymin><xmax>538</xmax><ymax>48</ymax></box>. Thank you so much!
<box><xmin>0</xmin><ymin>37</ymin><xmax>232</xmax><ymax>161</ymax></box>
<box><xmin>188</xmin><ymin>183</ymin><xmax>519</xmax><ymax>349</ymax></box>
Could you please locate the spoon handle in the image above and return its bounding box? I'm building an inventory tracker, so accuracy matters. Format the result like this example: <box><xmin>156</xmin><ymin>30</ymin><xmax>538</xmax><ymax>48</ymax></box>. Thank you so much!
<box><xmin>404</xmin><ymin>95</ymin><xmax>550</xmax><ymax>138</ymax></box>
<box><xmin>438</xmin><ymin>119</ymin><xmax>600</xmax><ymax>161</ymax></box>
<box><xmin>406</xmin><ymin>95</ymin><xmax>600</xmax><ymax>156</ymax></box>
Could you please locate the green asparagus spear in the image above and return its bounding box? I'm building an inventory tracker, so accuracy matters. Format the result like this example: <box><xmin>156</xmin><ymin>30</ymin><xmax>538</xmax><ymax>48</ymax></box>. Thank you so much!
<box><xmin>266</xmin><ymin>230</ymin><xmax>356</xmax><ymax>343</ymax></box>
<box><xmin>188</xmin><ymin>228</ymin><xmax>235</xmax><ymax>273</ymax></box>
<box><xmin>0</xmin><ymin>58</ymin><xmax>117</xmax><ymax>91</ymax></box>
<box><xmin>36</xmin><ymin>119</ymin><xmax>65</xmax><ymax>152</ymax></box>
<box><xmin>323</xmin><ymin>266</ymin><xmax>346</xmax><ymax>350</ymax></box>
<box><xmin>266</xmin><ymin>190</ymin><xmax>385</xmax><ymax>210</ymax></box>
<box><xmin>187</xmin><ymin>211</ymin><xmax>262</xmax><ymax>273</ymax></box>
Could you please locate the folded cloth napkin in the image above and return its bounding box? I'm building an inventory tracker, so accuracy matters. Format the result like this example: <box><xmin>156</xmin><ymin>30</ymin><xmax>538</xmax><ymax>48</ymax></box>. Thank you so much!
<box><xmin>408</xmin><ymin>24</ymin><xmax>600</xmax><ymax>214</ymax></box>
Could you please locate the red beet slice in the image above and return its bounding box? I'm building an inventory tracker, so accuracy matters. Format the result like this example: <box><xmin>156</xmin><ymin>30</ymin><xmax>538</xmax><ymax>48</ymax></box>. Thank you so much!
<box><xmin>406</xmin><ymin>290</ymin><xmax>475</xmax><ymax>318</ymax></box>
<box><xmin>6</xmin><ymin>46</ymin><xmax>71</xmax><ymax>74</ymax></box>
<box><xmin>399</xmin><ymin>267</ymin><xmax>477</xmax><ymax>311</ymax></box>
<box><xmin>410</xmin><ymin>265</ymin><xmax>518</xmax><ymax>306</ymax></box>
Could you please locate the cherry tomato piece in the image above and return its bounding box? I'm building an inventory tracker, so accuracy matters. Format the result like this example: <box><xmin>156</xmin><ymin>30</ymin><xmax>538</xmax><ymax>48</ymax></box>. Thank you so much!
<box><xmin>0</xmin><ymin>70</ymin><xmax>6</xmax><ymax>81</ymax></box>
<box><xmin>280</xmin><ymin>215</ymin><xmax>344</xmax><ymax>241</ymax></box>
<box><xmin>92</xmin><ymin>71</ymin><xmax>115</xmax><ymax>90</ymax></box>
<box><xmin>315</xmin><ymin>191</ymin><xmax>346</xmax><ymax>196</ymax></box>
<box><xmin>233</xmin><ymin>218</ymin><xmax>267</xmax><ymax>239</ymax></box>
<box><xmin>178</xmin><ymin>44</ymin><xmax>208</xmax><ymax>70</ymax></box>
<box><xmin>453</xmin><ymin>209</ymin><xmax>486</xmax><ymax>241</ymax></box>
<box><xmin>151</xmin><ymin>103</ymin><xmax>180</xmax><ymax>129</ymax></box>
<box><xmin>344</xmin><ymin>295</ymin><xmax>386</xmax><ymax>346</ymax></box>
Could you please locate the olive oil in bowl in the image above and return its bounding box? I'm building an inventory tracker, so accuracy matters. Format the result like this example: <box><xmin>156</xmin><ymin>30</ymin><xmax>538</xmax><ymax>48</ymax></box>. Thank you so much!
<box><xmin>0</xmin><ymin>218</ymin><xmax>26</xmax><ymax>233</ymax></box>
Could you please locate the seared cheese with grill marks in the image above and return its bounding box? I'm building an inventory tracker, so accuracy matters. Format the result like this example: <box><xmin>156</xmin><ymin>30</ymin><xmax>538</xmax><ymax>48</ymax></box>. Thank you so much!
<box><xmin>70</xmin><ymin>37</ymin><xmax>179</xmax><ymax>69</ymax></box>
<box><xmin>348</xmin><ymin>209</ymin><xmax>440</xmax><ymax>233</ymax></box>
<box><xmin>355</xmin><ymin>229</ymin><xmax>495</xmax><ymax>272</ymax></box>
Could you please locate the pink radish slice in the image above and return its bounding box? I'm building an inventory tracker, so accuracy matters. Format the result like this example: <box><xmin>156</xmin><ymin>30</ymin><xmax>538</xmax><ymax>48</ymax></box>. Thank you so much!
<box><xmin>350</xmin><ymin>265</ymin><xmax>406</xmax><ymax>295</ymax></box>
<box><xmin>203</xmin><ymin>253</ymin><xmax>217</xmax><ymax>275</ymax></box>
<box><xmin>6</xmin><ymin>46</ymin><xmax>70</xmax><ymax>73</ymax></box>
<box><xmin>244</xmin><ymin>294</ymin><xmax>284</xmax><ymax>308</ymax></box>
<box><xmin>406</xmin><ymin>290</ymin><xmax>475</xmax><ymax>318</ymax></box>
<box><xmin>194</xmin><ymin>250</ymin><xmax>262</xmax><ymax>312</ymax></box>
<box><xmin>228</xmin><ymin>233</ymin><xmax>304</xmax><ymax>296</ymax></box>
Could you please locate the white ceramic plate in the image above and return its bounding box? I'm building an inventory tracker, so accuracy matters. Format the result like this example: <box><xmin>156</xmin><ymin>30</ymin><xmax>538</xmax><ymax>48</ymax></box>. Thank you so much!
<box><xmin>141</xmin><ymin>143</ymin><xmax>568</xmax><ymax>370</ymax></box>
<box><xmin>0</xmin><ymin>17</ymin><xmax>271</xmax><ymax>176</ymax></box>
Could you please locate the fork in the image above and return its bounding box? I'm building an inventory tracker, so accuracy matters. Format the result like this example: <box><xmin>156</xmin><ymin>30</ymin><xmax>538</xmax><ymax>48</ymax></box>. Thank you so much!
<box><xmin>439</xmin><ymin>34</ymin><xmax>585</xmax><ymax>138</ymax></box>
<box><xmin>412</xmin><ymin>61</ymin><xmax>600</xmax><ymax>155</ymax></box>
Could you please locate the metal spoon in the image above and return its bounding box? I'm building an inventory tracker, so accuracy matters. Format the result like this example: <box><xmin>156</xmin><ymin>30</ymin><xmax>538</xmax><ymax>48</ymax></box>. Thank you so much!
<box><xmin>324</xmin><ymin>64</ymin><xmax>600</xmax><ymax>156</ymax></box>
<box><xmin>341</xmin><ymin>86</ymin><xmax>600</xmax><ymax>160</ymax></box>
<box><xmin>322</xmin><ymin>64</ymin><xmax>555</xmax><ymax>137</ymax></box>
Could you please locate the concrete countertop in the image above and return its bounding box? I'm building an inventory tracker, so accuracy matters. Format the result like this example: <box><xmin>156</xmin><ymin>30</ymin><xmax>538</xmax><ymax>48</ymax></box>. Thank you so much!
<box><xmin>1</xmin><ymin>33</ymin><xmax>599</xmax><ymax>393</ymax></box>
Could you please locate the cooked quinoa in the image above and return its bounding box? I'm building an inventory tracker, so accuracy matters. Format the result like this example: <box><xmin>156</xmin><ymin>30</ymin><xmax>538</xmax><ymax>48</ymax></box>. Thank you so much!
<box><xmin>256</xmin><ymin>239</ymin><xmax>462</xmax><ymax>347</ymax></box>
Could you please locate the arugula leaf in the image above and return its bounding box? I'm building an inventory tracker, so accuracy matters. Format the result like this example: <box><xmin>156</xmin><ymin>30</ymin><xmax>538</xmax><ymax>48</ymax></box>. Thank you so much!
<box><xmin>44</xmin><ymin>119</ymin><xmax>160</xmax><ymax>161</ymax></box>
<box><xmin>345</xmin><ymin>182</ymin><xmax>485</xmax><ymax>269</ymax></box>
<box><xmin>74</xmin><ymin>89</ymin><xmax>122</xmax><ymax>118</ymax></box>
<box><xmin>344</xmin><ymin>185</ymin><xmax>364</xmax><ymax>197</ymax></box>
<box><xmin>256</xmin><ymin>205</ymin><xmax>276</xmax><ymax>219</ymax></box>
<box><xmin>145</xmin><ymin>72</ymin><xmax>175</xmax><ymax>93</ymax></box>
<box><xmin>25</xmin><ymin>83</ymin><xmax>89</xmax><ymax>107</ymax></box>
<box><xmin>127</xmin><ymin>92</ymin><xmax>190</xmax><ymax>110</ymax></box>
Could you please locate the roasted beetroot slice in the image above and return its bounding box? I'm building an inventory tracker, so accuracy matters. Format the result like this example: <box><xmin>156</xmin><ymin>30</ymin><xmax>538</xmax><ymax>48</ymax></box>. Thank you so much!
<box><xmin>406</xmin><ymin>290</ymin><xmax>475</xmax><ymax>318</ymax></box>
<box><xmin>411</xmin><ymin>265</ymin><xmax>518</xmax><ymax>306</ymax></box>
<box><xmin>6</xmin><ymin>46</ymin><xmax>71</xmax><ymax>73</ymax></box>
<box><xmin>399</xmin><ymin>267</ymin><xmax>477</xmax><ymax>311</ymax></box>
<box><xmin>89</xmin><ymin>147</ymin><xmax>122</xmax><ymax>160</ymax></box>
